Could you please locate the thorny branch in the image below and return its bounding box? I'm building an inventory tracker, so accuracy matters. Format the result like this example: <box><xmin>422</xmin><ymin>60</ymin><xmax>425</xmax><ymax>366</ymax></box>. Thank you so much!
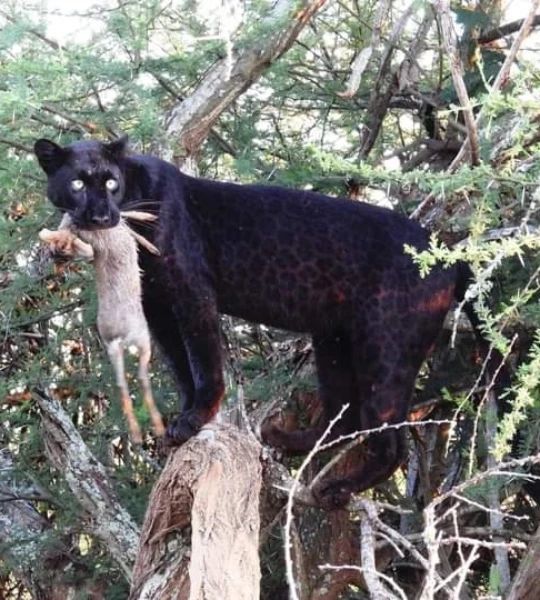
<box><xmin>412</xmin><ymin>0</ymin><xmax>540</xmax><ymax>224</ymax></box>
<box><xmin>278</xmin><ymin>404</ymin><xmax>540</xmax><ymax>598</ymax></box>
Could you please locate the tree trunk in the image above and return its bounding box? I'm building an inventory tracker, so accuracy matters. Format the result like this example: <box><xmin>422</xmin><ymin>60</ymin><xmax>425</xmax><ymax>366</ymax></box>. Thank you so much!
<box><xmin>506</xmin><ymin>521</ymin><xmax>540</xmax><ymax>600</ymax></box>
<box><xmin>130</xmin><ymin>423</ymin><xmax>262</xmax><ymax>600</ymax></box>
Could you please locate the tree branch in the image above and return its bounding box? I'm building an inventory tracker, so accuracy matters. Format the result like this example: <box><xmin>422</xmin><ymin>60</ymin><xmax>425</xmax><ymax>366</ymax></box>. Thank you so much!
<box><xmin>435</xmin><ymin>0</ymin><xmax>480</xmax><ymax>167</ymax></box>
<box><xmin>34</xmin><ymin>389</ymin><xmax>140</xmax><ymax>581</ymax></box>
<box><xmin>411</xmin><ymin>0</ymin><xmax>540</xmax><ymax>225</ymax></box>
<box><xmin>479</xmin><ymin>14</ymin><xmax>540</xmax><ymax>44</ymax></box>
<box><xmin>0</xmin><ymin>9</ymin><xmax>64</xmax><ymax>51</ymax></box>
<box><xmin>164</xmin><ymin>0</ymin><xmax>327</xmax><ymax>161</ymax></box>
<box><xmin>446</xmin><ymin>0</ymin><xmax>540</xmax><ymax>173</ymax></box>
<box><xmin>0</xmin><ymin>449</ymin><xmax>95</xmax><ymax>598</ymax></box>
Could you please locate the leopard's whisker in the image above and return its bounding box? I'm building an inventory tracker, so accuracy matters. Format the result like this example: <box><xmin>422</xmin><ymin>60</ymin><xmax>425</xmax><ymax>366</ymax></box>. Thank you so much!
<box><xmin>121</xmin><ymin>199</ymin><xmax>161</xmax><ymax>211</ymax></box>
<box><xmin>120</xmin><ymin>210</ymin><xmax>158</xmax><ymax>222</ymax></box>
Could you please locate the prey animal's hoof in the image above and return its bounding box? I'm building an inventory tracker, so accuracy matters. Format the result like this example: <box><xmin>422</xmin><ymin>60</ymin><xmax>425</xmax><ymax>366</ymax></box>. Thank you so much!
<box><xmin>165</xmin><ymin>409</ymin><xmax>206</xmax><ymax>446</ymax></box>
<box><xmin>39</xmin><ymin>228</ymin><xmax>93</xmax><ymax>259</ymax></box>
<box><xmin>312</xmin><ymin>479</ymin><xmax>353</xmax><ymax>511</ymax></box>
<box><xmin>128</xmin><ymin>420</ymin><xmax>143</xmax><ymax>445</ymax></box>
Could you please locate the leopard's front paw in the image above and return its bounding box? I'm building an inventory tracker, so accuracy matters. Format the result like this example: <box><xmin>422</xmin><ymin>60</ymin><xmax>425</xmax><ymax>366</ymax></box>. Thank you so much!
<box><xmin>165</xmin><ymin>409</ymin><xmax>206</xmax><ymax>446</ymax></box>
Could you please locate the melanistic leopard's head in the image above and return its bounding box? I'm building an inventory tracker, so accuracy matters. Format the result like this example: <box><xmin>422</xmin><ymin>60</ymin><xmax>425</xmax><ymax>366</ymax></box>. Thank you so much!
<box><xmin>34</xmin><ymin>136</ymin><xmax>128</xmax><ymax>230</ymax></box>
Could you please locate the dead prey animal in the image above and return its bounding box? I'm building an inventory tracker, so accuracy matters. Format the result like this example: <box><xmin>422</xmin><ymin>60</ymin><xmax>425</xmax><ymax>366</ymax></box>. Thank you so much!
<box><xmin>39</xmin><ymin>211</ymin><xmax>164</xmax><ymax>443</ymax></box>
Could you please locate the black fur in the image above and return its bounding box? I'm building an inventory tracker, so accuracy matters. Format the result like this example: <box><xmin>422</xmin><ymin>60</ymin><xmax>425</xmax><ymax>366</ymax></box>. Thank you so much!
<box><xmin>35</xmin><ymin>137</ymin><xmax>501</xmax><ymax>509</ymax></box>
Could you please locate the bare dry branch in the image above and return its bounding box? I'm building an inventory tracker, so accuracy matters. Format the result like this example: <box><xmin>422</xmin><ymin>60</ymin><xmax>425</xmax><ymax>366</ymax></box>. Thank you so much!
<box><xmin>434</xmin><ymin>0</ymin><xmax>480</xmax><ymax>167</ymax></box>
<box><xmin>164</xmin><ymin>0</ymin><xmax>328</xmax><ymax>160</ymax></box>
<box><xmin>413</xmin><ymin>0</ymin><xmax>540</xmax><ymax>224</ymax></box>
<box><xmin>447</xmin><ymin>0</ymin><xmax>540</xmax><ymax>172</ymax></box>
<box><xmin>336</xmin><ymin>0</ymin><xmax>390</xmax><ymax>98</ymax></box>
<box><xmin>35</xmin><ymin>390</ymin><xmax>140</xmax><ymax>580</ymax></box>
<box><xmin>479</xmin><ymin>14</ymin><xmax>540</xmax><ymax>45</ymax></box>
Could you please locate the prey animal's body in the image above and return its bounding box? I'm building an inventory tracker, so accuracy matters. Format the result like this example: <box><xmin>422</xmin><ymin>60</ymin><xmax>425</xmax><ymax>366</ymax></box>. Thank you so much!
<box><xmin>34</xmin><ymin>136</ymin><xmax>503</xmax><ymax>509</ymax></box>
<box><xmin>40</xmin><ymin>215</ymin><xmax>165</xmax><ymax>442</ymax></box>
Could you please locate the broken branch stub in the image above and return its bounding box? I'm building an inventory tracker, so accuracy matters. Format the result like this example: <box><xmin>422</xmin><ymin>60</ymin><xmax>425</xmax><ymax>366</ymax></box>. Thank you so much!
<box><xmin>130</xmin><ymin>424</ymin><xmax>262</xmax><ymax>600</ymax></box>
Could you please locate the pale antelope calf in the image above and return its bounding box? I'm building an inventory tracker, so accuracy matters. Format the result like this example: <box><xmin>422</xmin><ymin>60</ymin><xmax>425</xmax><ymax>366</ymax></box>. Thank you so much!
<box><xmin>40</xmin><ymin>215</ymin><xmax>164</xmax><ymax>443</ymax></box>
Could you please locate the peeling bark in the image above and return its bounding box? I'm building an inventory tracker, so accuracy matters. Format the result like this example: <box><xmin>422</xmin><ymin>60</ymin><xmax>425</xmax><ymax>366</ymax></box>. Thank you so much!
<box><xmin>130</xmin><ymin>423</ymin><xmax>262</xmax><ymax>600</ymax></box>
<box><xmin>35</xmin><ymin>390</ymin><xmax>140</xmax><ymax>580</ymax></box>
<box><xmin>164</xmin><ymin>0</ymin><xmax>327</xmax><ymax>161</ymax></box>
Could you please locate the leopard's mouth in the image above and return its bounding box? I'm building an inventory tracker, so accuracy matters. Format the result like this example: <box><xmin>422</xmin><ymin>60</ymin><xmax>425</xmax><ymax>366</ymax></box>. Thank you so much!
<box><xmin>70</xmin><ymin>210</ymin><xmax>121</xmax><ymax>231</ymax></box>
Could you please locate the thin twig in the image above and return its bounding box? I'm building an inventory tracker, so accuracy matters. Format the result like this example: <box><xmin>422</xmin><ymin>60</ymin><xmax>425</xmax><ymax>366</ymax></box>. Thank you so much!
<box><xmin>447</xmin><ymin>0</ymin><xmax>540</xmax><ymax>172</ymax></box>
<box><xmin>284</xmin><ymin>404</ymin><xmax>350</xmax><ymax>600</ymax></box>
<box><xmin>434</xmin><ymin>0</ymin><xmax>480</xmax><ymax>167</ymax></box>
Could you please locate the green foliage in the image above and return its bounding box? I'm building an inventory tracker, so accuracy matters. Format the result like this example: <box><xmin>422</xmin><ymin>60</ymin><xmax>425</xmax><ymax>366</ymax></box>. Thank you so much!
<box><xmin>0</xmin><ymin>0</ymin><xmax>539</xmax><ymax>596</ymax></box>
<box><xmin>495</xmin><ymin>334</ymin><xmax>540</xmax><ymax>460</ymax></box>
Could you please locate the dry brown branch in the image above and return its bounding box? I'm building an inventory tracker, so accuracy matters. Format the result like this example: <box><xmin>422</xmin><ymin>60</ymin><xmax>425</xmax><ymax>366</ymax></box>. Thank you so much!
<box><xmin>479</xmin><ymin>14</ymin><xmax>540</xmax><ymax>44</ymax></box>
<box><xmin>274</xmin><ymin>402</ymin><xmax>540</xmax><ymax>598</ymax></box>
<box><xmin>413</xmin><ymin>0</ymin><xmax>540</xmax><ymax>225</ymax></box>
<box><xmin>507</xmin><ymin>519</ymin><xmax>540</xmax><ymax>600</ymax></box>
<box><xmin>357</xmin><ymin>2</ymin><xmax>417</xmax><ymax>158</ymax></box>
<box><xmin>164</xmin><ymin>0</ymin><xmax>328</xmax><ymax>161</ymax></box>
<box><xmin>336</xmin><ymin>0</ymin><xmax>390</xmax><ymax>98</ymax></box>
<box><xmin>35</xmin><ymin>389</ymin><xmax>140</xmax><ymax>580</ymax></box>
<box><xmin>446</xmin><ymin>0</ymin><xmax>540</xmax><ymax>173</ymax></box>
<box><xmin>130</xmin><ymin>423</ymin><xmax>262</xmax><ymax>600</ymax></box>
<box><xmin>434</xmin><ymin>0</ymin><xmax>480</xmax><ymax>167</ymax></box>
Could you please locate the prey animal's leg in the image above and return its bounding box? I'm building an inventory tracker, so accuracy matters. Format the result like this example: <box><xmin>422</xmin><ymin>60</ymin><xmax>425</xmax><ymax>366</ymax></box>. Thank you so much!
<box><xmin>106</xmin><ymin>339</ymin><xmax>142</xmax><ymax>444</ymax></box>
<box><xmin>138</xmin><ymin>343</ymin><xmax>165</xmax><ymax>437</ymax></box>
<box><xmin>39</xmin><ymin>228</ymin><xmax>93</xmax><ymax>259</ymax></box>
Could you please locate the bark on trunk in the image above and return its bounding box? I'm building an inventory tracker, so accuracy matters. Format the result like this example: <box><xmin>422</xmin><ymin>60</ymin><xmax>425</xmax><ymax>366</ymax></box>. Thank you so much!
<box><xmin>35</xmin><ymin>390</ymin><xmax>140</xmax><ymax>580</ymax></box>
<box><xmin>130</xmin><ymin>423</ymin><xmax>262</xmax><ymax>600</ymax></box>
<box><xmin>506</xmin><ymin>521</ymin><xmax>540</xmax><ymax>600</ymax></box>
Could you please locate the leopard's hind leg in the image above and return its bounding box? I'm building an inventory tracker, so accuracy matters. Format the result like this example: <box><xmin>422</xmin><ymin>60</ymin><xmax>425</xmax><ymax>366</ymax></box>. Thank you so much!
<box><xmin>262</xmin><ymin>332</ymin><xmax>357</xmax><ymax>453</ymax></box>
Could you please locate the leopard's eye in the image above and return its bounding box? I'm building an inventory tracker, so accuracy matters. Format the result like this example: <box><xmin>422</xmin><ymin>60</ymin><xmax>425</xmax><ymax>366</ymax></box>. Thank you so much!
<box><xmin>71</xmin><ymin>179</ymin><xmax>85</xmax><ymax>192</ymax></box>
<box><xmin>105</xmin><ymin>178</ymin><xmax>119</xmax><ymax>192</ymax></box>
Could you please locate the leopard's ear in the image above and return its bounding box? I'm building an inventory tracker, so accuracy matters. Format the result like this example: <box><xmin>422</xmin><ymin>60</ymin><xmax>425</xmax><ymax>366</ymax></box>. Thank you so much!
<box><xmin>104</xmin><ymin>135</ymin><xmax>128</xmax><ymax>159</ymax></box>
<box><xmin>34</xmin><ymin>139</ymin><xmax>68</xmax><ymax>175</ymax></box>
